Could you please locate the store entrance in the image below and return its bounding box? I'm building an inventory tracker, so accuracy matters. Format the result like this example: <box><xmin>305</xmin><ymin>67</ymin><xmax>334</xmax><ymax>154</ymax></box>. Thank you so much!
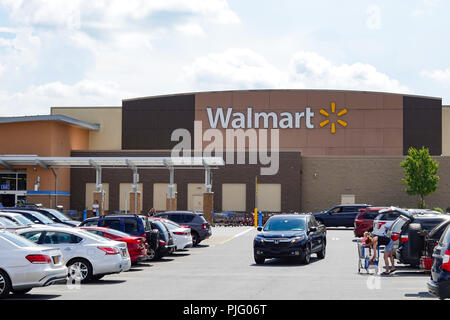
<box><xmin>0</xmin><ymin>194</ymin><xmax>15</xmax><ymax>207</ymax></box>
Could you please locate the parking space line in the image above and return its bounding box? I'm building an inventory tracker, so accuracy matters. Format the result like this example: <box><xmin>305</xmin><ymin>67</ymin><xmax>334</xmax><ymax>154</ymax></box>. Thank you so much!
<box><xmin>218</xmin><ymin>227</ymin><xmax>254</xmax><ymax>244</ymax></box>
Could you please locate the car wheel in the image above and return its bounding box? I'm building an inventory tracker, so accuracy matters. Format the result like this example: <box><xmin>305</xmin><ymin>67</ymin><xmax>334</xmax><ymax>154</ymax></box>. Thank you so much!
<box><xmin>0</xmin><ymin>270</ymin><xmax>11</xmax><ymax>298</ymax></box>
<box><xmin>67</xmin><ymin>259</ymin><xmax>93</xmax><ymax>283</ymax></box>
<box><xmin>317</xmin><ymin>241</ymin><xmax>326</xmax><ymax>259</ymax></box>
<box><xmin>147</xmin><ymin>248</ymin><xmax>156</xmax><ymax>261</ymax></box>
<box><xmin>11</xmin><ymin>288</ymin><xmax>32</xmax><ymax>296</ymax></box>
<box><xmin>301</xmin><ymin>244</ymin><xmax>311</xmax><ymax>264</ymax></box>
<box><xmin>191</xmin><ymin>232</ymin><xmax>199</xmax><ymax>247</ymax></box>
<box><xmin>254</xmin><ymin>255</ymin><xmax>265</xmax><ymax>265</ymax></box>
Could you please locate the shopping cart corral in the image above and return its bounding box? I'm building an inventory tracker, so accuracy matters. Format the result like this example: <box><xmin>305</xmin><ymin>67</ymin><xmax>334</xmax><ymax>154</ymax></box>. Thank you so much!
<box><xmin>357</xmin><ymin>242</ymin><xmax>381</xmax><ymax>274</ymax></box>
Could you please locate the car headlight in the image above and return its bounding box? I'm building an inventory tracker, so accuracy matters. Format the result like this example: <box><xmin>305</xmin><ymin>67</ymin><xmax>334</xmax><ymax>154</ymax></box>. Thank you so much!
<box><xmin>290</xmin><ymin>235</ymin><xmax>306</xmax><ymax>243</ymax></box>
<box><xmin>255</xmin><ymin>237</ymin><xmax>265</xmax><ymax>243</ymax></box>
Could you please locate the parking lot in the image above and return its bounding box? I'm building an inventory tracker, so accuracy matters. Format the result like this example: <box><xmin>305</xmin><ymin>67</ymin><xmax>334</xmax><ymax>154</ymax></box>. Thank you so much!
<box><xmin>7</xmin><ymin>226</ymin><xmax>436</xmax><ymax>300</ymax></box>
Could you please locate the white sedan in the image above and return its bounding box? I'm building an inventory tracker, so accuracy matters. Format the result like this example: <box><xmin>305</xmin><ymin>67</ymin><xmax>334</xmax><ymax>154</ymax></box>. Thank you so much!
<box><xmin>0</xmin><ymin>230</ymin><xmax>67</xmax><ymax>298</ymax></box>
<box><xmin>17</xmin><ymin>226</ymin><xmax>131</xmax><ymax>283</ymax></box>
<box><xmin>159</xmin><ymin>218</ymin><xmax>193</xmax><ymax>250</ymax></box>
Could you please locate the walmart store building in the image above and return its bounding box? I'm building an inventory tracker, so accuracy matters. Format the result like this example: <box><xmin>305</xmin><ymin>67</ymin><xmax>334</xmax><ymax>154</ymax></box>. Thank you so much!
<box><xmin>1</xmin><ymin>89</ymin><xmax>450</xmax><ymax>214</ymax></box>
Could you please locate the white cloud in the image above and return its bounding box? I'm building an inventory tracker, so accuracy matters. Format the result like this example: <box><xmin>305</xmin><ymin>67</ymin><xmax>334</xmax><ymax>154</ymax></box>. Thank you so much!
<box><xmin>182</xmin><ymin>49</ymin><xmax>410</xmax><ymax>94</ymax></box>
<box><xmin>1</xmin><ymin>0</ymin><xmax>240</xmax><ymax>31</ymax></box>
<box><xmin>366</xmin><ymin>5</ymin><xmax>381</xmax><ymax>30</ymax></box>
<box><xmin>0</xmin><ymin>79</ymin><xmax>131</xmax><ymax>116</ymax></box>
<box><xmin>288</xmin><ymin>51</ymin><xmax>410</xmax><ymax>93</ymax></box>
<box><xmin>421</xmin><ymin>68</ymin><xmax>450</xmax><ymax>85</ymax></box>
<box><xmin>174</xmin><ymin>23</ymin><xmax>205</xmax><ymax>37</ymax></box>
<box><xmin>182</xmin><ymin>48</ymin><xmax>284</xmax><ymax>90</ymax></box>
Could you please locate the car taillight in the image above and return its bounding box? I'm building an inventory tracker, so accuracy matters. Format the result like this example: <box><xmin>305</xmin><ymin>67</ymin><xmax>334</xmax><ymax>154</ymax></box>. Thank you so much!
<box><xmin>98</xmin><ymin>247</ymin><xmax>119</xmax><ymax>255</ymax></box>
<box><xmin>159</xmin><ymin>240</ymin><xmax>167</xmax><ymax>246</ymax></box>
<box><xmin>26</xmin><ymin>254</ymin><xmax>51</xmax><ymax>264</ymax></box>
<box><xmin>355</xmin><ymin>219</ymin><xmax>363</xmax><ymax>224</ymax></box>
<box><xmin>202</xmin><ymin>223</ymin><xmax>207</xmax><ymax>230</ymax></box>
<box><xmin>174</xmin><ymin>231</ymin><xmax>188</xmax><ymax>235</ymax></box>
<box><xmin>391</xmin><ymin>232</ymin><xmax>400</xmax><ymax>241</ymax></box>
<box><xmin>442</xmin><ymin>250</ymin><xmax>450</xmax><ymax>272</ymax></box>
<box><xmin>180</xmin><ymin>225</ymin><xmax>190</xmax><ymax>228</ymax></box>
<box><xmin>400</xmin><ymin>235</ymin><xmax>409</xmax><ymax>243</ymax></box>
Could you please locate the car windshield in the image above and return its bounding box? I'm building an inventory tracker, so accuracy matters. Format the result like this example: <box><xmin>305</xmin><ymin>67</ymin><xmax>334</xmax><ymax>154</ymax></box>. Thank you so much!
<box><xmin>18</xmin><ymin>211</ymin><xmax>54</xmax><ymax>224</ymax></box>
<box><xmin>11</xmin><ymin>215</ymin><xmax>34</xmax><ymax>226</ymax></box>
<box><xmin>0</xmin><ymin>231</ymin><xmax>39</xmax><ymax>247</ymax></box>
<box><xmin>40</xmin><ymin>209</ymin><xmax>71</xmax><ymax>222</ymax></box>
<box><xmin>0</xmin><ymin>217</ymin><xmax>19</xmax><ymax>227</ymax></box>
<box><xmin>263</xmin><ymin>217</ymin><xmax>306</xmax><ymax>231</ymax></box>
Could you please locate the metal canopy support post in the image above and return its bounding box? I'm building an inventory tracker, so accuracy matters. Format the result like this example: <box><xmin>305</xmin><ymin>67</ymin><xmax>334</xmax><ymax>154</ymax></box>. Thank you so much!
<box><xmin>164</xmin><ymin>159</ymin><xmax>175</xmax><ymax>211</ymax></box>
<box><xmin>0</xmin><ymin>160</ymin><xmax>13</xmax><ymax>171</ymax></box>
<box><xmin>91</xmin><ymin>160</ymin><xmax>104</xmax><ymax>216</ymax></box>
<box><xmin>128</xmin><ymin>160</ymin><xmax>139</xmax><ymax>215</ymax></box>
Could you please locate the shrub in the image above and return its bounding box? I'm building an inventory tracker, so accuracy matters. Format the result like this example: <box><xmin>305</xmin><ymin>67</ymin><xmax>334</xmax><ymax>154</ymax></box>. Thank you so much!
<box><xmin>433</xmin><ymin>207</ymin><xmax>444</xmax><ymax>213</ymax></box>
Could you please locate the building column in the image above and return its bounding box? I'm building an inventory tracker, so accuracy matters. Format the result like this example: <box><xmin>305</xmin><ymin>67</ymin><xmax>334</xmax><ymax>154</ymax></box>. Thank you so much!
<box><xmin>129</xmin><ymin>191</ymin><xmax>141</xmax><ymax>215</ymax></box>
<box><xmin>166</xmin><ymin>193</ymin><xmax>177</xmax><ymax>211</ymax></box>
<box><xmin>93</xmin><ymin>191</ymin><xmax>105</xmax><ymax>217</ymax></box>
<box><xmin>203</xmin><ymin>192</ymin><xmax>214</xmax><ymax>226</ymax></box>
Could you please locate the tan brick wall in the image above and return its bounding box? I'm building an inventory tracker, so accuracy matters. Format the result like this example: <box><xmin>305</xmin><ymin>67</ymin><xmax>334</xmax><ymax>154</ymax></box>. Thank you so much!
<box><xmin>27</xmin><ymin>194</ymin><xmax>70</xmax><ymax>210</ymax></box>
<box><xmin>301</xmin><ymin>156</ymin><xmax>450</xmax><ymax>212</ymax></box>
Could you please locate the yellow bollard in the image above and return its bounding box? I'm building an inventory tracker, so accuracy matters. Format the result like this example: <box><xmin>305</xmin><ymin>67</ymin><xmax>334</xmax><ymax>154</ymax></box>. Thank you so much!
<box><xmin>254</xmin><ymin>208</ymin><xmax>258</xmax><ymax>227</ymax></box>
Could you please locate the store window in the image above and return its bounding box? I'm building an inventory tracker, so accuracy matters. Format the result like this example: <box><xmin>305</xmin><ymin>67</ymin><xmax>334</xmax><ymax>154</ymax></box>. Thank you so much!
<box><xmin>0</xmin><ymin>172</ymin><xmax>26</xmax><ymax>191</ymax></box>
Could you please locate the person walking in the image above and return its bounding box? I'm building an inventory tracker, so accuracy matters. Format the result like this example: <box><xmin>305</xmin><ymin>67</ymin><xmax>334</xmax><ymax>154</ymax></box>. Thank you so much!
<box><xmin>147</xmin><ymin>208</ymin><xmax>156</xmax><ymax>217</ymax></box>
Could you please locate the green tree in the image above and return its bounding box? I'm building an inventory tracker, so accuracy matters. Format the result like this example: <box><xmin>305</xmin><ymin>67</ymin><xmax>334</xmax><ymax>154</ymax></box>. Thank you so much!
<box><xmin>400</xmin><ymin>146</ymin><xmax>439</xmax><ymax>209</ymax></box>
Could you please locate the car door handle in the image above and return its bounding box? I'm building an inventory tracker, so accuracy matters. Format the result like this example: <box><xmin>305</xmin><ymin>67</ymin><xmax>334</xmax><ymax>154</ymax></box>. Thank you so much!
<box><xmin>64</xmin><ymin>247</ymin><xmax>72</xmax><ymax>251</ymax></box>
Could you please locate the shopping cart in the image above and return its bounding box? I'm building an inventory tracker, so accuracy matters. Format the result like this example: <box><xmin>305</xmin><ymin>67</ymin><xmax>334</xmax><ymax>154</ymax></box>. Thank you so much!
<box><xmin>357</xmin><ymin>242</ymin><xmax>380</xmax><ymax>274</ymax></box>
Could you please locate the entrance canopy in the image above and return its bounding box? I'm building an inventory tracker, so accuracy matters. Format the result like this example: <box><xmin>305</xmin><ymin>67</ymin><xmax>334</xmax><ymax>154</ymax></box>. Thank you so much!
<box><xmin>0</xmin><ymin>156</ymin><xmax>224</xmax><ymax>169</ymax></box>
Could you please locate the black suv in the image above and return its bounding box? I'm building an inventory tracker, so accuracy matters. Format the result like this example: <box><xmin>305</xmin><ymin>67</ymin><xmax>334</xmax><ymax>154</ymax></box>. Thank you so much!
<box><xmin>312</xmin><ymin>204</ymin><xmax>370</xmax><ymax>228</ymax></box>
<box><xmin>155</xmin><ymin>211</ymin><xmax>212</xmax><ymax>246</ymax></box>
<box><xmin>79</xmin><ymin>215</ymin><xmax>161</xmax><ymax>261</ymax></box>
<box><xmin>387</xmin><ymin>208</ymin><xmax>449</xmax><ymax>267</ymax></box>
<box><xmin>253</xmin><ymin>214</ymin><xmax>326</xmax><ymax>265</ymax></box>
<box><xmin>428</xmin><ymin>223</ymin><xmax>450</xmax><ymax>300</ymax></box>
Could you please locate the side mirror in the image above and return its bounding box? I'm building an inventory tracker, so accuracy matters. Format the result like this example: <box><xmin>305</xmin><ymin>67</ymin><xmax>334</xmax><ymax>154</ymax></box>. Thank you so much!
<box><xmin>257</xmin><ymin>226</ymin><xmax>263</xmax><ymax>232</ymax></box>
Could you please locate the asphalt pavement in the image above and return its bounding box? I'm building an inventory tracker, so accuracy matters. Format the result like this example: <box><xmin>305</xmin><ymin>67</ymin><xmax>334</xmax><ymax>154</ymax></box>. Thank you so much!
<box><xmin>9</xmin><ymin>226</ymin><xmax>436</xmax><ymax>300</ymax></box>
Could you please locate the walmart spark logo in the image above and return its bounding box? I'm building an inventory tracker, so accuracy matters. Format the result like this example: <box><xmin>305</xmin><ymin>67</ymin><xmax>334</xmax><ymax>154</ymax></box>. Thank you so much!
<box><xmin>319</xmin><ymin>102</ymin><xmax>348</xmax><ymax>134</ymax></box>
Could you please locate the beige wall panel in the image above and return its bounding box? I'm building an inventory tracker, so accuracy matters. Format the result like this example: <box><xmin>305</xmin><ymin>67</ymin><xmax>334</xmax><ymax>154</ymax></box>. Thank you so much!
<box><xmin>188</xmin><ymin>183</ymin><xmax>206</xmax><ymax>211</ymax></box>
<box><xmin>153</xmin><ymin>183</ymin><xmax>177</xmax><ymax>211</ymax></box>
<box><xmin>119</xmin><ymin>183</ymin><xmax>143</xmax><ymax>211</ymax></box>
<box><xmin>443</xmin><ymin>107</ymin><xmax>450</xmax><ymax>156</ymax></box>
<box><xmin>258</xmin><ymin>184</ymin><xmax>281</xmax><ymax>212</ymax></box>
<box><xmin>85</xmin><ymin>183</ymin><xmax>109</xmax><ymax>211</ymax></box>
<box><xmin>222</xmin><ymin>184</ymin><xmax>246</xmax><ymax>211</ymax></box>
<box><xmin>51</xmin><ymin>107</ymin><xmax>122</xmax><ymax>150</ymax></box>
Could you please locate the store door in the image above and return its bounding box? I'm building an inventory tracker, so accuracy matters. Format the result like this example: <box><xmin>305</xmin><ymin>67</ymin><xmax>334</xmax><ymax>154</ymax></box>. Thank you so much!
<box><xmin>0</xmin><ymin>194</ymin><xmax>15</xmax><ymax>207</ymax></box>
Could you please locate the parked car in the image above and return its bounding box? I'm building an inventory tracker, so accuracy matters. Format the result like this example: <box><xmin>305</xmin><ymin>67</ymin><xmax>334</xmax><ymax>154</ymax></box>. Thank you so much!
<box><xmin>148</xmin><ymin>218</ymin><xmax>176</xmax><ymax>259</ymax></box>
<box><xmin>80</xmin><ymin>215</ymin><xmax>160</xmax><ymax>261</ymax></box>
<box><xmin>387</xmin><ymin>208</ymin><xmax>449</xmax><ymax>267</ymax></box>
<box><xmin>422</xmin><ymin>219</ymin><xmax>450</xmax><ymax>270</ymax></box>
<box><xmin>17</xmin><ymin>226</ymin><xmax>131</xmax><ymax>283</ymax></box>
<box><xmin>0</xmin><ymin>211</ymin><xmax>38</xmax><ymax>228</ymax></box>
<box><xmin>79</xmin><ymin>226</ymin><xmax>148</xmax><ymax>263</ymax></box>
<box><xmin>372</xmin><ymin>208</ymin><xmax>401</xmax><ymax>239</ymax></box>
<box><xmin>0</xmin><ymin>230</ymin><xmax>67</xmax><ymax>298</ymax></box>
<box><xmin>253</xmin><ymin>214</ymin><xmax>327</xmax><ymax>265</ymax></box>
<box><xmin>9</xmin><ymin>207</ymin><xmax>80</xmax><ymax>227</ymax></box>
<box><xmin>0</xmin><ymin>217</ymin><xmax>26</xmax><ymax>232</ymax></box>
<box><xmin>354</xmin><ymin>207</ymin><xmax>387</xmax><ymax>237</ymax></box>
<box><xmin>155</xmin><ymin>211</ymin><xmax>212</xmax><ymax>246</ymax></box>
<box><xmin>312</xmin><ymin>204</ymin><xmax>370</xmax><ymax>228</ymax></box>
<box><xmin>1</xmin><ymin>209</ymin><xmax>68</xmax><ymax>228</ymax></box>
<box><xmin>152</xmin><ymin>217</ymin><xmax>193</xmax><ymax>251</ymax></box>
<box><xmin>428</xmin><ymin>223</ymin><xmax>450</xmax><ymax>300</ymax></box>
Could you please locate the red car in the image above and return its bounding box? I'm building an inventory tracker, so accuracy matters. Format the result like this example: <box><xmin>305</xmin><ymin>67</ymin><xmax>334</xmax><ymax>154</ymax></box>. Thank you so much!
<box><xmin>79</xmin><ymin>226</ymin><xmax>148</xmax><ymax>263</ymax></box>
<box><xmin>354</xmin><ymin>207</ymin><xmax>387</xmax><ymax>237</ymax></box>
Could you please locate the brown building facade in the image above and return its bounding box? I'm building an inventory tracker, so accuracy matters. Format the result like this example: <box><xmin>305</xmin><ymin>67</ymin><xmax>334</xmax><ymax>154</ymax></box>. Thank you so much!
<box><xmin>0</xmin><ymin>89</ymin><xmax>448</xmax><ymax>214</ymax></box>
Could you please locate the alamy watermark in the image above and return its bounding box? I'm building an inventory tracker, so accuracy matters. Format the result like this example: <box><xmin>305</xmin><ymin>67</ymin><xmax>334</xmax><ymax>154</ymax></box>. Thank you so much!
<box><xmin>171</xmin><ymin>121</ymin><xmax>280</xmax><ymax>176</ymax></box>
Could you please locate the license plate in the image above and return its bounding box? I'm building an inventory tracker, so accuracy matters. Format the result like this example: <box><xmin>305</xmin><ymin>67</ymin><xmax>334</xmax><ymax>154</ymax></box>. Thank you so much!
<box><xmin>122</xmin><ymin>249</ymin><xmax>127</xmax><ymax>257</ymax></box>
<box><xmin>52</xmin><ymin>256</ymin><xmax>60</xmax><ymax>264</ymax></box>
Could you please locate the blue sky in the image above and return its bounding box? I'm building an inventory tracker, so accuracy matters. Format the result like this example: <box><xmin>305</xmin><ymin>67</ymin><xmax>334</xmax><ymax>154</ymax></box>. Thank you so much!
<box><xmin>0</xmin><ymin>0</ymin><xmax>449</xmax><ymax>116</ymax></box>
